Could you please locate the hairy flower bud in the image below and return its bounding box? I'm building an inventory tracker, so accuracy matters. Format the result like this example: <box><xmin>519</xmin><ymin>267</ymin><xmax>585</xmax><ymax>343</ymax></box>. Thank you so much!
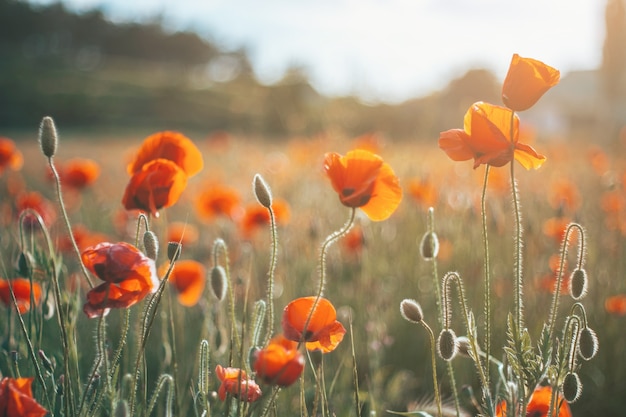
<box><xmin>210</xmin><ymin>265</ymin><xmax>228</xmax><ymax>301</ymax></box>
<box><xmin>143</xmin><ymin>230</ymin><xmax>159</xmax><ymax>261</ymax></box>
<box><xmin>569</xmin><ymin>268</ymin><xmax>588</xmax><ymax>300</ymax></box>
<box><xmin>419</xmin><ymin>231</ymin><xmax>439</xmax><ymax>260</ymax></box>
<box><xmin>578</xmin><ymin>326</ymin><xmax>599</xmax><ymax>360</ymax></box>
<box><xmin>400</xmin><ymin>299</ymin><xmax>423</xmax><ymax>324</ymax></box>
<box><xmin>167</xmin><ymin>242</ymin><xmax>182</xmax><ymax>262</ymax></box>
<box><xmin>39</xmin><ymin>116</ymin><xmax>58</xmax><ymax>158</ymax></box>
<box><xmin>437</xmin><ymin>328</ymin><xmax>458</xmax><ymax>361</ymax></box>
<box><xmin>253</xmin><ymin>173</ymin><xmax>272</xmax><ymax>209</ymax></box>
<box><xmin>562</xmin><ymin>372</ymin><xmax>582</xmax><ymax>403</ymax></box>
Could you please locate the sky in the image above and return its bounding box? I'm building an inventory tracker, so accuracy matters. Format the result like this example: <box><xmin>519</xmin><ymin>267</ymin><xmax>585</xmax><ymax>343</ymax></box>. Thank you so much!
<box><xmin>30</xmin><ymin>0</ymin><xmax>607</xmax><ymax>103</ymax></box>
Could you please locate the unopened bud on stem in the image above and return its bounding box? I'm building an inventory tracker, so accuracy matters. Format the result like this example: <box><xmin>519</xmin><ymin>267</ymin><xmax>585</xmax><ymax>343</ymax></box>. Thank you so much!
<box><xmin>39</xmin><ymin>116</ymin><xmax>58</xmax><ymax>158</ymax></box>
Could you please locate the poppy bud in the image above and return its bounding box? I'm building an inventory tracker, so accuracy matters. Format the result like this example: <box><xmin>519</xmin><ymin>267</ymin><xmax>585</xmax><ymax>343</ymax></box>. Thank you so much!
<box><xmin>16</xmin><ymin>251</ymin><xmax>34</xmax><ymax>277</ymax></box>
<box><xmin>39</xmin><ymin>116</ymin><xmax>58</xmax><ymax>158</ymax></box>
<box><xmin>437</xmin><ymin>329</ymin><xmax>458</xmax><ymax>361</ymax></box>
<box><xmin>455</xmin><ymin>336</ymin><xmax>475</xmax><ymax>358</ymax></box>
<box><xmin>400</xmin><ymin>299</ymin><xmax>423</xmax><ymax>324</ymax></box>
<box><xmin>253</xmin><ymin>174</ymin><xmax>272</xmax><ymax>209</ymax></box>
<box><xmin>210</xmin><ymin>266</ymin><xmax>228</xmax><ymax>301</ymax></box>
<box><xmin>562</xmin><ymin>372</ymin><xmax>582</xmax><ymax>403</ymax></box>
<box><xmin>419</xmin><ymin>231</ymin><xmax>439</xmax><ymax>260</ymax></box>
<box><xmin>167</xmin><ymin>242</ymin><xmax>182</xmax><ymax>262</ymax></box>
<box><xmin>143</xmin><ymin>230</ymin><xmax>159</xmax><ymax>261</ymax></box>
<box><xmin>568</xmin><ymin>268</ymin><xmax>588</xmax><ymax>300</ymax></box>
<box><xmin>578</xmin><ymin>326</ymin><xmax>598</xmax><ymax>361</ymax></box>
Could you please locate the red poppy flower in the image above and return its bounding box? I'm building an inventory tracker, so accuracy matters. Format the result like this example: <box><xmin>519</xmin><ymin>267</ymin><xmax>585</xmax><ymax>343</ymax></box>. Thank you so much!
<box><xmin>502</xmin><ymin>54</ymin><xmax>560</xmax><ymax>112</ymax></box>
<box><xmin>127</xmin><ymin>131</ymin><xmax>203</xmax><ymax>178</ymax></box>
<box><xmin>59</xmin><ymin>158</ymin><xmax>100</xmax><ymax>190</ymax></box>
<box><xmin>0</xmin><ymin>279</ymin><xmax>42</xmax><ymax>314</ymax></box>
<box><xmin>215</xmin><ymin>365</ymin><xmax>262</xmax><ymax>402</ymax></box>
<box><xmin>439</xmin><ymin>102</ymin><xmax>545</xmax><ymax>170</ymax></box>
<box><xmin>195</xmin><ymin>183</ymin><xmax>242</xmax><ymax>221</ymax></box>
<box><xmin>122</xmin><ymin>159</ymin><xmax>188</xmax><ymax>217</ymax></box>
<box><xmin>16</xmin><ymin>191</ymin><xmax>57</xmax><ymax>228</ymax></box>
<box><xmin>341</xmin><ymin>224</ymin><xmax>365</xmax><ymax>256</ymax></box>
<box><xmin>253</xmin><ymin>335</ymin><xmax>305</xmax><ymax>387</ymax></box>
<box><xmin>239</xmin><ymin>199</ymin><xmax>290</xmax><ymax>238</ymax></box>
<box><xmin>167</xmin><ymin>259</ymin><xmax>205</xmax><ymax>307</ymax></box>
<box><xmin>605</xmin><ymin>294</ymin><xmax>626</xmax><ymax>316</ymax></box>
<box><xmin>549</xmin><ymin>179</ymin><xmax>581</xmax><ymax>213</ymax></box>
<box><xmin>495</xmin><ymin>386</ymin><xmax>571</xmax><ymax>417</ymax></box>
<box><xmin>0</xmin><ymin>137</ymin><xmax>23</xmax><ymax>175</ymax></box>
<box><xmin>81</xmin><ymin>242</ymin><xmax>158</xmax><ymax>318</ymax></box>
<box><xmin>282</xmin><ymin>296</ymin><xmax>346</xmax><ymax>353</ymax></box>
<box><xmin>324</xmin><ymin>149</ymin><xmax>402</xmax><ymax>221</ymax></box>
<box><xmin>0</xmin><ymin>377</ymin><xmax>47</xmax><ymax>417</ymax></box>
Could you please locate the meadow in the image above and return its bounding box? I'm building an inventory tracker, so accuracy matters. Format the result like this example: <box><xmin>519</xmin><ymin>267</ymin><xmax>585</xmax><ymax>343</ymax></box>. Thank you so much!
<box><xmin>1</xmin><ymin>60</ymin><xmax>626</xmax><ymax>417</ymax></box>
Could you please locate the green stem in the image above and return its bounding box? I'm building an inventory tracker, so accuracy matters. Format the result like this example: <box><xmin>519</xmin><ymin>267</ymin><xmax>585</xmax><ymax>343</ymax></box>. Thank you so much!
<box><xmin>421</xmin><ymin>321</ymin><xmax>443</xmax><ymax>417</ymax></box>
<box><xmin>264</xmin><ymin>206</ymin><xmax>278</xmax><ymax>346</ymax></box>
<box><xmin>481</xmin><ymin>166</ymin><xmax>492</xmax><ymax>389</ymax></box>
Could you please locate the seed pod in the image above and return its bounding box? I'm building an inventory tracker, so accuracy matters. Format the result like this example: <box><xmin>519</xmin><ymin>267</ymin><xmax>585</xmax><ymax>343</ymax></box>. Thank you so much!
<box><xmin>210</xmin><ymin>266</ymin><xmax>228</xmax><ymax>301</ymax></box>
<box><xmin>562</xmin><ymin>372</ymin><xmax>582</xmax><ymax>403</ymax></box>
<box><xmin>253</xmin><ymin>174</ymin><xmax>272</xmax><ymax>209</ymax></box>
<box><xmin>39</xmin><ymin>116</ymin><xmax>58</xmax><ymax>158</ymax></box>
<box><xmin>143</xmin><ymin>230</ymin><xmax>159</xmax><ymax>261</ymax></box>
<box><xmin>578</xmin><ymin>326</ymin><xmax>599</xmax><ymax>360</ymax></box>
<box><xmin>419</xmin><ymin>231</ymin><xmax>439</xmax><ymax>260</ymax></box>
<box><xmin>437</xmin><ymin>328</ymin><xmax>458</xmax><ymax>361</ymax></box>
<box><xmin>569</xmin><ymin>268</ymin><xmax>588</xmax><ymax>300</ymax></box>
<box><xmin>400</xmin><ymin>299</ymin><xmax>423</xmax><ymax>324</ymax></box>
<box><xmin>167</xmin><ymin>242</ymin><xmax>182</xmax><ymax>262</ymax></box>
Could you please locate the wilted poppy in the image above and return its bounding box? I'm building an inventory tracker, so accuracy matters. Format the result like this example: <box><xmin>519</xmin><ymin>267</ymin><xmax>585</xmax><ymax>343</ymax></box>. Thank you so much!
<box><xmin>215</xmin><ymin>365</ymin><xmax>262</xmax><ymax>402</ymax></box>
<box><xmin>502</xmin><ymin>54</ymin><xmax>560</xmax><ymax>112</ymax></box>
<box><xmin>0</xmin><ymin>279</ymin><xmax>42</xmax><ymax>314</ymax></box>
<box><xmin>605</xmin><ymin>294</ymin><xmax>626</xmax><ymax>316</ymax></box>
<box><xmin>239</xmin><ymin>199</ymin><xmax>290</xmax><ymax>238</ymax></box>
<box><xmin>324</xmin><ymin>149</ymin><xmax>402</xmax><ymax>221</ymax></box>
<box><xmin>0</xmin><ymin>137</ymin><xmax>23</xmax><ymax>175</ymax></box>
<box><xmin>254</xmin><ymin>335</ymin><xmax>305</xmax><ymax>387</ymax></box>
<box><xmin>0</xmin><ymin>377</ymin><xmax>47</xmax><ymax>417</ymax></box>
<box><xmin>122</xmin><ymin>159</ymin><xmax>188</xmax><ymax>217</ymax></box>
<box><xmin>167</xmin><ymin>259</ymin><xmax>205</xmax><ymax>307</ymax></box>
<box><xmin>495</xmin><ymin>385</ymin><xmax>571</xmax><ymax>417</ymax></box>
<box><xmin>59</xmin><ymin>158</ymin><xmax>100</xmax><ymax>190</ymax></box>
<box><xmin>195</xmin><ymin>183</ymin><xmax>242</xmax><ymax>221</ymax></box>
<box><xmin>127</xmin><ymin>131</ymin><xmax>203</xmax><ymax>178</ymax></box>
<box><xmin>282</xmin><ymin>296</ymin><xmax>346</xmax><ymax>353</ymax></box>
<box><xmin>81</xmin><ymin>242</ymin><xmax>158</xmax><ymax>318</ymax></box>
<box><xmin>439</xmin><ymin>101</ymin><xmax>545</xmax><ymax>170</ymax></box>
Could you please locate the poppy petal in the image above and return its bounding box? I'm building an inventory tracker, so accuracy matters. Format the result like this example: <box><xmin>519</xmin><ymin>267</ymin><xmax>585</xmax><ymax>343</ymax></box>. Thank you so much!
<box><xmin>438</xmin><ymin>129</ymin><xmax>474</xmax><ymax>161</ymax></box>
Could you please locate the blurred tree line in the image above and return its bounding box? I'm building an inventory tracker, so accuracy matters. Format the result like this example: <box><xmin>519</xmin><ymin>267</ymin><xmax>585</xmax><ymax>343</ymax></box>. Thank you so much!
<box><xmin>1</xmin><ymin>0</ymin><xmax>624</xmax><ymax>141</ymax></box>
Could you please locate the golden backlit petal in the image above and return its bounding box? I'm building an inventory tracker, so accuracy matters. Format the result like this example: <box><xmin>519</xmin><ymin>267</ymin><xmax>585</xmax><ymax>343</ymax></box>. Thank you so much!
<box><xmin>127</xmin><ymin>131</ymin><xmax>203</xmax><ymax>177</ymax></box>
<box><xmin>514</xmin><ymin>143</ymin><xmax>546</xmax><ymax>170</ymax></box>
<box><xmin>502</xmin><ymin>54</ymin><xmax>560</xmax><ymax>111</ymax></box>
<box><xmin>360</xmin><ymin>162</ymin><xmax>402</xmax><ymax>221</ymax></box>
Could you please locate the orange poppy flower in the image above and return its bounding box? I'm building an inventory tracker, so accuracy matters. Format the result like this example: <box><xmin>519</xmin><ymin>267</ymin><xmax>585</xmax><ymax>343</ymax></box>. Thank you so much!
<box><xmin>324</xmin><ymin>149</ymin><xmax>402</xmax><ymax>221</ymax></box>
<box><xmin>282</xmin><ymin>296</ymin><xmax>346</xmax><ymax>353</ymax></box>
<box><xmin>127</xmin><ymin>131</ymin><xmax>203</xmax><ymax>178</ymax></box>
<box><xmin>605</xmin><ymin>294</ymin><xmax>626</xmax><ymax>316</ymax></box>
<box><xmin>407</xmin><ymin>177</ymin><xmax>437</xmax><ymax>208</ymax></box>
<box><xmin>495</xmin><ymin>386</ymin><xmax>571</xmax><ymax>417</ymax></box>
<box><xmin>0</xmin><ymin>377</ymin><xmax>47</xmax><ymax>417</ymax></box>
<box><xmin>122</xmin><ymin>159</ymin><xmax>188</xmax><ymax>217</ymax></box>
<box><xmin>502</xmin><ymin>54</ymin><xmax>560</xmax><ymax>112</ymax></box>
<box><xmin>195</xmin><ymin>183</ymin><xmax>242</xmax><ymax>221</ymax></box>
<box><xmin>59</xmin><ymin>158</ymin><xmax>100</xmax><ymax>190</ymax></box>
<box><xmin>542</xmin><ymin>217</ymin><xmax>573</xmax><ymax>244</ymax></box>
<box><xmin>167</xmin><ymin>259</ymin><xmax>205</xmax><ymax>307</ymax></box>
<box><xmin>239</xmin><ymin>199</ymin><xmax>290</xmax><ymax>238</ymax></box>
<box><xmin>439</xmin><ymin>101</ymin><xmax>545</xmax><ymax>170</ymax></box>
<box><xmin>215</xmin><ymin>365</ymin><xmax>262</xmax><ymax>402</ymax></box>
<box><xmin>0</xmin><ymin>137</ymin><xmax>23</xmax><ymax>175</ymax></box>
<box><xmin>81</xmin><ymin>242</ymin><xmax>158</xmax><ymax>318</ymax></box>
<box><xmin>341</xmin><ymin>224</ymin><xmax>365</xmax><ymax>256</ymax></box>
<box><xmin>549</xmin><ymin>179</ymin><xmax>581</xmax><ymax>213</ymax></box>
<box><xmin>166</xmin><ymin>222</ymin><xmax>199</xmax><ymax>247</ymax></box>
<box><xmin>253</xmin><ymin>335</ymin><xmax>305</xmax><ymax>387</ymax></box>
<box><xmin>0</xmin><ymin>279</ymin><xmax>42</xmax><ymax>314</ymax></box>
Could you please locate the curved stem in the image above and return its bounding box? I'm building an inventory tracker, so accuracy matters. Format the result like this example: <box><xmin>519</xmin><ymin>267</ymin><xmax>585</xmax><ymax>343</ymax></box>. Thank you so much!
<box><xmin>300</xmin><ymin>208</ymin><xmax>356</xmax><ymax>347</ymax></box>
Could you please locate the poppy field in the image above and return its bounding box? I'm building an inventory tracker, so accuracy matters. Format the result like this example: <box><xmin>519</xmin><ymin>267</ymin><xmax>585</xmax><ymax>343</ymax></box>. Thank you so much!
<box><xmin>1</xmin><ymin>55</ymin><xmax>626</xmax><ymax>417</ymax></box>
